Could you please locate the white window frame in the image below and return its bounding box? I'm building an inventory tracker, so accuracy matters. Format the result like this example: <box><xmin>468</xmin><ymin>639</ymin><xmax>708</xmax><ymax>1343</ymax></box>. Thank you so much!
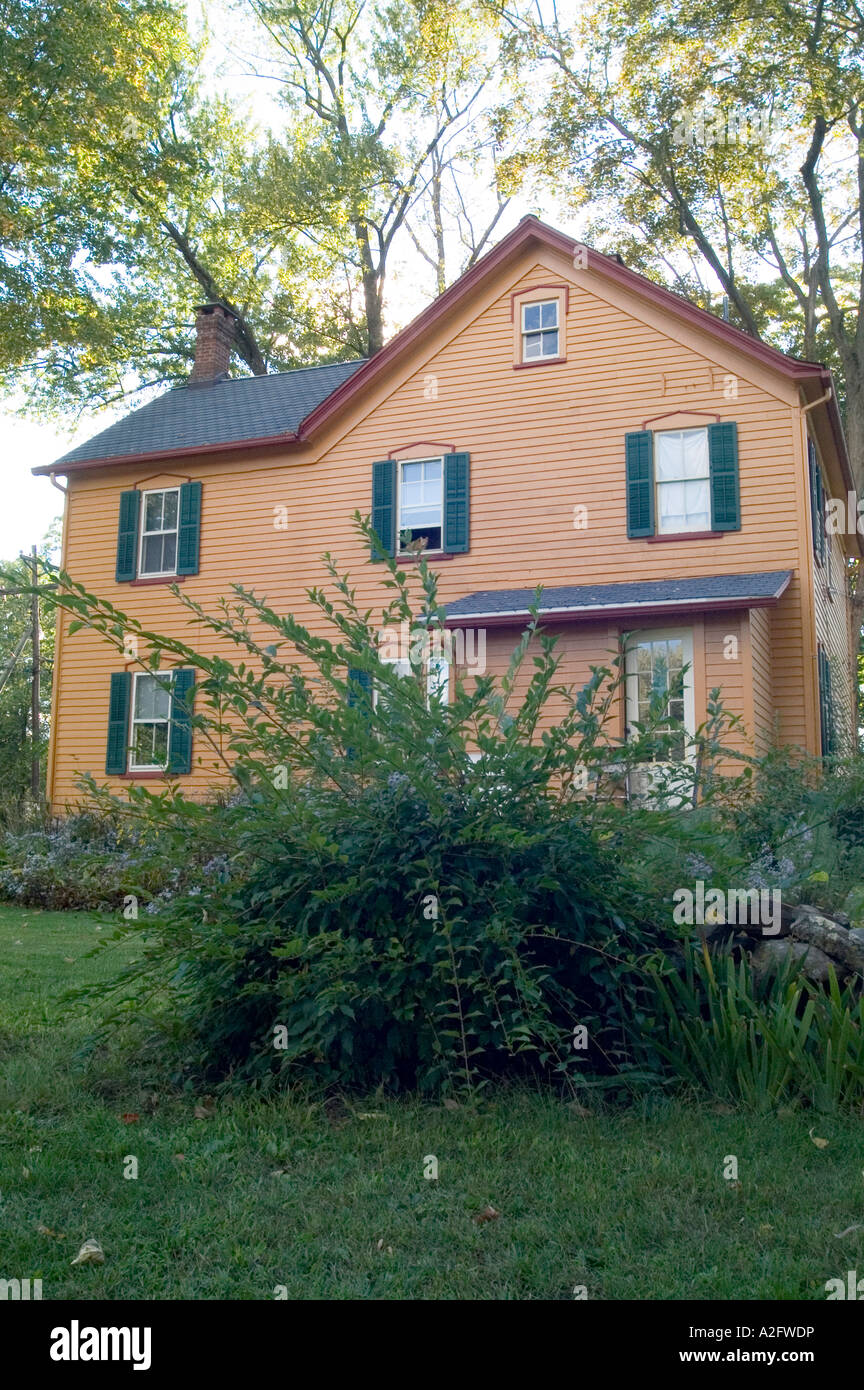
<box><xmin>138</xmin><ymin>487</ymin><xmax>181</xmax><ymax>578</ymax></box>
<box><xmin>398</xmin><ymin>456</ymin><xmax>444</xmax><ymax>555</ymax></box>
<box><xmin>654</xmin><ymin>428</ymin><xmax>711</xmax><ymax>535</ymax></box>
<box><xmin>624</xmin><ymin>627</ymin><xmax>695</xmax><ymax>760</ymax></box>
<box><xmin>129</xmin><ymin>670</ymin><xmax>175</xmax><ymax>771</ymax></box>
<box><xmin>374</xmin><ymin>653</ymin><xmax>450</xmax><ymax>710</ymax></box>
<box><xmin>521</xmin><ymin>299</ymin><xmax>559</xmax><ymax>361</ymax></box>
<box><xmin>426</xmin><ymin>654</ymin><xmax>450</xmax><ymax>705</ymax></box>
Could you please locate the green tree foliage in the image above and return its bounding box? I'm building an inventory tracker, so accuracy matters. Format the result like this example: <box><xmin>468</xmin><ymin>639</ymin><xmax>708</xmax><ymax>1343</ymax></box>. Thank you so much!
<box><xmin>2</xmin><ymin>0</ymin><xmax>508</xmax><ymax>410</ymax></box>
<box><xmin>0</xmin><ymin>0</ymin><xmax>195</xmax><ymax>403</ymax></box>
<box><xmin>499</xmin><ymin>0</ymin><xmax>864</xmax><ymax>488</ymax></box>
<box><xmin>0</xmin><ymin>529</ymin><xmax>57</xmax><ymax>821</ymax></box>
<box><xmin>242</xmin><ymin>0</ymin><xmax>507</xmax><ymax>352</ymax></box>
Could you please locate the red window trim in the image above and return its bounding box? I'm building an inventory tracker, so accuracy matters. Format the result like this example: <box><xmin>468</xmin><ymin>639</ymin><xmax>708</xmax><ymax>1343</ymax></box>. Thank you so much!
<box><xmin>513</xmin><ymin>356</ymin><xmax>567</xmax><ymax>371</ymax></box>
<box><xmin>646</xmin><ymin>531</ymin><xmax>725</xmax><ymax>544</ymax></box>
<box><xmin>129</xmin><ymin>575</ymin><xmax>187</xmax><ymax>587</ymax></box>
<box><xmin>387</xmin><ymin>440</ymin><xmax>456</xmax><ymax>459</ymax></box>
<box><xmin>396</xmin><ymin>552</ymin><xmax>462</xmax><ymax>565</ymax></box>
<box><xmin>509</xmin><ymin>284</ymin><xmax>570</xmax><ymax>320</ymax></box>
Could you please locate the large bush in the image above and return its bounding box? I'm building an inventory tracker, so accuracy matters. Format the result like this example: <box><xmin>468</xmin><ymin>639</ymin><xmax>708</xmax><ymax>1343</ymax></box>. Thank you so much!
<box><xmin>37</xmin><ymin>521</ymin><xmax>864</xmax><ymax>1100</ymax></box>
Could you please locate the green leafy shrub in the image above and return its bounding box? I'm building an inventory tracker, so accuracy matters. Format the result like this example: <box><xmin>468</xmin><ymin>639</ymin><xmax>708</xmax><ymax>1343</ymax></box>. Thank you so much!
<box><xmin>0</xmin><ymin>806</ymin><xmax>231</xmax><ymax>912</ymax></box>
<box><xmin>51</xmin><ymin>519</ymin><xmax>728</xmax><ymax>1094</ymax></box>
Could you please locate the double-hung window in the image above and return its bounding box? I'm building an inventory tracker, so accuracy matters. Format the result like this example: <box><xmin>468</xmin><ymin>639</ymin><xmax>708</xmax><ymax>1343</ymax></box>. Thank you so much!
<box><xmin>521</xmin><ymin>299</ymin><xmax>559</xmax><ymax>360</ymax></box>
<box><xmin>373</xmin><ymin>652</ymin><xmax>450</xmax><ymax>709</ymax></box>
<box><xmin>130</xmin><ymin>671</ymin><xmax>174</xmax><ymax>770</ymax></box>
<box><xmin>655</xmin><ymin>429</ymin><xmax>711</xmax><ymax>534</ymax></box>
<box><xmin>399</xmin><ymin>457</ymin><xmax>443</xmax><ymax>553</ymax></box>
<box><xmin>139</xmin><ymin>488</ymin><xmax>180</xmax><ymax>577</ymax></box>
<box><xmin>625</xmin><ymin>629</ymin><xmax>695</xmax><ymax>762</ymax></box>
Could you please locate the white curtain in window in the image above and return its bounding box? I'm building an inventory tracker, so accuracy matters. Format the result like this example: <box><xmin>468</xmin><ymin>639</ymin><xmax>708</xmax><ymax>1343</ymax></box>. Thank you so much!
<box><xmin>656</xmin><ymin>430</ymin><xmax>710</xmax><ymax>532</ymax></box>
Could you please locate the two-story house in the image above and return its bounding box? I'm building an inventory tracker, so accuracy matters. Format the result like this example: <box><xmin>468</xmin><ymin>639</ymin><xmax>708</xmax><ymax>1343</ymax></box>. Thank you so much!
<box><xmin>36</xmin><ymin>216</ymin><xmax>860</xmax><ymax>808</ymax></box>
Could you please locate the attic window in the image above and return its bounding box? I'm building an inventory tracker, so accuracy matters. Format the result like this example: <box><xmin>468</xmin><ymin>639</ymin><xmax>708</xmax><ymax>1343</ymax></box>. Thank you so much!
<box><xmin>521</xmin><ymin>300</ymin><xmax>559</xmax><ymax>360</ymax></box>
<box><xmin>511</xmin><ymin>285</ymin><xmax>568</xmax><ymax>367</ymax></box>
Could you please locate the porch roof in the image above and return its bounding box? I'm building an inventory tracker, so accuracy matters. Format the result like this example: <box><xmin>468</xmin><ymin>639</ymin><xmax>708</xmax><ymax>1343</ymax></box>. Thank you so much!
<box><xmin>443</xmin><ymin>570</ymin><xmax>793</xmax><ymax>627</ymax></box>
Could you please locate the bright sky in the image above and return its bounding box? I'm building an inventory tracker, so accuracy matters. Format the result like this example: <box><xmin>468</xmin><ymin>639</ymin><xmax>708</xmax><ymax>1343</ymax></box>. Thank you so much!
<box><xmin>0</xmin><ymin>0</ymin><xmax>569</xmax><ymax>563</ymax></box>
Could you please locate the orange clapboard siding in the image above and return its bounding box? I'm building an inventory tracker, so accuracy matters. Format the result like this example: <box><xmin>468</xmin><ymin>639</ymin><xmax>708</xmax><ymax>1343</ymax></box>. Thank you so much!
<box><xmin>47</xmin><ymin>233</ymin><xmax>854</xmax><ymax>806</ymax></box>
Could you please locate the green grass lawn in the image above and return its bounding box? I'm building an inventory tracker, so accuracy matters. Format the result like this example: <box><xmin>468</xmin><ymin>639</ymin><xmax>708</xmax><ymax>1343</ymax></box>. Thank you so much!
<box><xmin>1</xmin><ymin>903</ymin><xmax>863</xmax><ymax>1300</ymax></box>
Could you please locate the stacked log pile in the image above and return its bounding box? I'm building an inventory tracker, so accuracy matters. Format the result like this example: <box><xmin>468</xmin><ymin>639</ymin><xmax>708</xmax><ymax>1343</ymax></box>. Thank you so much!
<box><xmin>731</xmin><ymin>904</ymin><xmax>864</xmax><ymax>984</ymax></box>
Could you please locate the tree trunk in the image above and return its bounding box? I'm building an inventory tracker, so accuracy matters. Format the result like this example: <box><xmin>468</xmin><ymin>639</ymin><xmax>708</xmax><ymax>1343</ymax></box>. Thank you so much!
<box><xmin>842</xmin><ymin>362</ymin><xmax>864</xmax><ymax>498</ymax></box>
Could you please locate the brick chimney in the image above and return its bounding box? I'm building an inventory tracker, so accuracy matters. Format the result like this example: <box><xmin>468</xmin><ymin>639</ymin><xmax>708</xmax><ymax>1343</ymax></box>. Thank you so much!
<box><xmin>189</xmin><ymin>302</ymin><xmax>236</xmax><ymax>384</ymax></box>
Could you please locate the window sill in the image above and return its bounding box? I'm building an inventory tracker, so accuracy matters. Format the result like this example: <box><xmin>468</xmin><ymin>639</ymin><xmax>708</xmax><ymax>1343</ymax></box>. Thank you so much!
<box><xmin>513</xmin><ymin>356</ymin><xmax>567</xmax><ymax>370</ymax></box>
<box><xmin>120</xmin><ymin>770</ymin><xmax>171</xmax><ymax>780</ymax></box>
<box><xmin>129</xmin><ymin>575</ymin><xmax>187</xmax><ymax>587</ymax></box>
<box><xmin>646</xmin><ymin>531</ymin><xmax>725</xmax><ymax>544</ymax></box>
<box><xmin>395</xmin><ymin>552</ymin><xmax>463</xmax><ymax>565</ymax></box>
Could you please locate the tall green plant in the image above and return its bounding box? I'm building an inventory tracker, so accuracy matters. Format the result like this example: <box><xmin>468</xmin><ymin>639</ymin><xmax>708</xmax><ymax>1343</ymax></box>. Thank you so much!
<box><xmin>647</xmin><ymin>939</ymin><xmax>864</xmax><ymax>1112</ymax></box>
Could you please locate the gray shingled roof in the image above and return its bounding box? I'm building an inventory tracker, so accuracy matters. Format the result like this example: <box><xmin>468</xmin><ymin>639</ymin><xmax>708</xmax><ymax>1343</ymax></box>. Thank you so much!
<box><xmin>444</xmin><ymin>571</ymin><xmax>793</xmax><ymax>620</ymax></box>
<box><xmin>48</xmin><ymin>360</ymin><xmax>367</xmax><ymax>468</ymax></box>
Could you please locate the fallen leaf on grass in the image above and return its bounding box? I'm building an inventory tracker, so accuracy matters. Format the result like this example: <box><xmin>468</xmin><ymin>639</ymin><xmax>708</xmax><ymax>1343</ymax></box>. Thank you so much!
<box><xmin>36</xmin><ymin>1225</ymin><xmax>67</xmax><ymax>1241</ymax></box>
<box><xmin>71</xmin><ymin>1239</ymin><xmax>104</xmax><ymax>1266</ymax></box>
<box><xmin>193</xmin><ymin>1098</ymin><xmax>216</xmax><ymax>1119</ymax></box>
<box><xmin>355</xmin><ymin>1112</ymin><xmax>386</xmax><ymax>1120</ymax></box>
<box><xmin>567</xmin><ymin>1102</ymin><xmax>592</xmax><ymax>1118</ymax></box>
<box><xmin>121</xmin><ymin>1113</ymin><xmax>139</xmax><ymax>1124</ymax></box>
<box><xmin>442</xmin><ymin>1098</ymin><xmax>460</xmax><ymax>1111</ymax></box>
<box><xmin>834</xmin><ymin>1224</ymin><xmax>864</xmax><ymax>1238</ymax></box>
<box><xmin>809</xmin><ymin>1128</ymin><xmax>829</xmax><ymax>1149</ymax></box>
<box><xmin>472</xmin><ymin>1205</ymin><xmax>500</xmax><ymax>1224</ymax></box>
<box><xmin>63</xmin><ymin>957</ymin><xmax>75</xmax><ymax>964</ymax></box>
<box><xmin>376</xmin><ymin>1238</ymin><xmax>394</xmax><ymax>1254</ymax></box>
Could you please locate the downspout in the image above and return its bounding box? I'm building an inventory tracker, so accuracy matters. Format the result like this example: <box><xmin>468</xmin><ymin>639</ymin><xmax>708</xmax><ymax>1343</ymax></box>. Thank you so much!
<box><xmin>801</xmin><ymin>387</ymin><xmax>832</xmax><ymax>417</ymax></box>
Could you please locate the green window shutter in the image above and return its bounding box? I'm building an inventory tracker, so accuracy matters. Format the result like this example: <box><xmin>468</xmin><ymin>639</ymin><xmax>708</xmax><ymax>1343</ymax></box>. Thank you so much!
<box><xmin>625</xmin><ymin>431</ymin><xmax>654</xmax><ymax>537</ymax></box>
<box><xmin>177</xmin><ymin>481</ymin><xmax>202</xmax><ymax>576</ymax></box>
<box><xmin>708</xmin><ymin>422</ymin><xmax>740</xmax><ymax>531</ymax></box>
<box><xmin>817</xmin><ymin>465</ymin><xmax>827</xmax><ymax>565</ymax></box>
<box><xmin>808</xmin><ymin>440</ymin><xmax>829</xmax><ymax>565</ymax></box>
<box><xmin>371</xmin><ymin>459</ymin><xmax>397</xmax><ymax>559</ymax></box>
<box><xmin>115</xmin><ymin>490</ymin><xmax>140</xmax><ymax>582</ymax></box>
<box><xmin>167</xmin><ymin>669</ymin><xmax>195</xmax><ymax>774</ymax></box>
<box><xmin>443</xmin><ymin>452</ymin><xmax>470</xmax><ymax>553</ymax></box>
<box><xmin>808</xmin><ymin>443</ymin><xmax>818</xmax><ymax>558</ymax></box>
<box><xmin>106</xmin><ymin>671</ymin><xmax>131</xmax><ymax>775</ymax></box>
<box><xmin>347</xmin><ymin>667</ymin><xmax>373</xmax><ymax>707</ymax></box>
<box><xmin>346</xmin><ymin>666</ymin><xmax>372</xmax><ymax>760</ymax></box>
<box><xmin>818</xmin><ymin>648</ymin><xmax>834</xmax><ymax>756</ymax></box>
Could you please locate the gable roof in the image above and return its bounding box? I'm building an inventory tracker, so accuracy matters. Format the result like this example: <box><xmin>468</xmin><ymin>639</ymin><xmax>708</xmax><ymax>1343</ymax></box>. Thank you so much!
<box><xmin>443</xmin><ymin>571</ymin><xmax>793</xmax><ymax>626</ymax></box>
<box><xmin>35</xmin><ymin>216</ymin><xmax>850</xmax><ymax>484</ymax></box>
